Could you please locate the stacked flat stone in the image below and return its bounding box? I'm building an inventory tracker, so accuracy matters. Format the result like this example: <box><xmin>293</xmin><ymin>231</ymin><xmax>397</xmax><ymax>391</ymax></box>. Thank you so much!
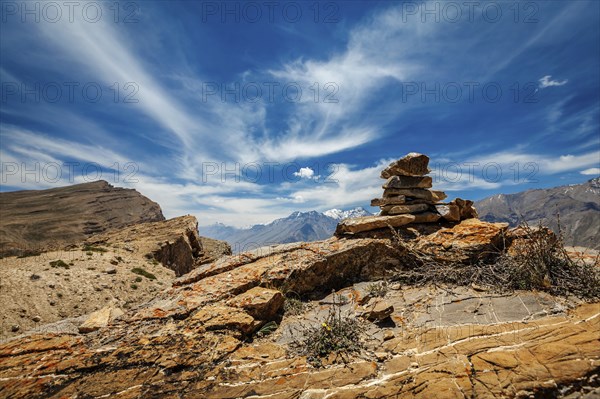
<box><xmin>372</xmin><ymin>153</ymin><xmax>446</xmax><ymax>221</ymax></box>
<box><xmin>369</xmin><ymin>154</ymin><xmax>433</xmax><ymax>221</ymax></box>
<box><xmin>336</xmin><ymin>153</ymin><xmax>478</xmax><ymax>235</ymax></box>
<box><xmin>371</xmin><ymin>153</ymin><xmax>477</xmax><ymax>223</ymax></box>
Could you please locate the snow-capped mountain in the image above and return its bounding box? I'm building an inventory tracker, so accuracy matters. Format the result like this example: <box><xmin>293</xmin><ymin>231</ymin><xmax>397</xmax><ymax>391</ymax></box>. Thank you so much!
<box><xmin>323</xmin><ymin>207</ymin><xmax>371</xmax><ymax>220</ymax></box>
<box><xmin>200</xmin><ymin>208</ymin><xmax>372</xmax><ymax>253</ymax></box>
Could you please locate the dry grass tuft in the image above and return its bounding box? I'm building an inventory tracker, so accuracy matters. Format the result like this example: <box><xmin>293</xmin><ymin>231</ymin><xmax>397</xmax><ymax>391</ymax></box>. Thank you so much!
<box><xmin>387</xmin><ymin>222</ymin><xmax>600</xmax><ymax>300</ymax></box>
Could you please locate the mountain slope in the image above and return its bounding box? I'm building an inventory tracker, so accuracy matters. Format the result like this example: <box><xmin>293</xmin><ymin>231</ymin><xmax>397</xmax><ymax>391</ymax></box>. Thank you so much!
<box><xmin>475</xmin><ymin>177</ymin><xmax>600</xmax><ymax>248</ymax></box>
<box><xmin>200</xmin><ymin>208</ymin><xmax>371</xmax><ymax>252</ymax></box>
<box><xmin>0</xmin><ymin>180</ymin><xmax>165</xmax><ymax>256</ymax></box>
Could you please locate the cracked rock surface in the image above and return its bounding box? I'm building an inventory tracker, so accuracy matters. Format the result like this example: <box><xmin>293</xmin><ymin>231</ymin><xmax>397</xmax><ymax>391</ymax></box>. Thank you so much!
<box><xmin>0</xmin><ymin>220</ymin><xmax>598</xmax><ymax>398</ymax></box>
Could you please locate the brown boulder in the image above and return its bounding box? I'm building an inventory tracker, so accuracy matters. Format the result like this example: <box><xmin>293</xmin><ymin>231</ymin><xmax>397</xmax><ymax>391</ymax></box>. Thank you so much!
<box><xmin>360</xmin><ymin>300</ymin><xmax>394</xmax><ymax>321</ymax></box>
<box><xmin>227</xmin><ymin>287</ymin><xmax>284</xmax><ymax>320</ymax></box>
<box><xmin>383</xmin><ymin>188</ymin><xmax>447</xmax><ymax>202</ymax></box>
<box><xmin>380</xmin><ymin>153</ymin><xmax>431</xmax><ymax>178</ymax></box>
<box><xmin>370</xmin><ymin>195</ymin><xmax>406</xmax><ymax>207</ymax></box>
<box><xmin>415</xmin><ymin>218</ymin><xmax>509</xmax><ymax>263</ymax></box>
<box><xmin>335</xmin><ymin>214</ymin><xmax>415</xmax><ymax>235</ymax></box>
<box><xmin>435</xmin><ymin>204</ymin><xmax>461</xmax><ymax>222</ymax></box>
<box><xmin>78</xmin><ymin>306</ymin><xmax>124</xmax><ymax>333</ymax></box>
<box><xmin>381</xmin><ymin>203</ymin><xmax>429</xmax><ymax>215</ymax></box>
<box><xmin>192</xmin><ymin>305</ymin><xmax>257</xmax><ymax>335</ymax></box>
<box><xmin>450</xmin><ymin>198</ymin><xmax>478</xmax><ymax>220</ymax></box>
<box><xmin>86</xmin><ymin>215</ymin><xmax>203</xmax><ymax>277</ymax></box>
<box><xmin>198</xmin><ymin>236</ymin><xmax>233</xmax><ymax>265</ymax></box>
<box><xmin>412</xmin><ymin>211</ymin><xmax>442</xmax><ymax>223</ymax></box>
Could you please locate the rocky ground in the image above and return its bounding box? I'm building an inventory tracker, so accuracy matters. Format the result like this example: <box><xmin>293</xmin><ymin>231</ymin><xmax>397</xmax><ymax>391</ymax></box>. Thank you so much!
<box><xmin>0</xmin><ymin>218</ymin><xmax>598</xmax><ymax>398</ymax></box>
<box><xmin>0</xmin><ymin>246</ymin><xmax>175</xmax><ymax>339</ymax></box>
<box><xmin>0</xmin><ymin>215</ymin><xmax>230</xmax><ymax>340</ymax></box>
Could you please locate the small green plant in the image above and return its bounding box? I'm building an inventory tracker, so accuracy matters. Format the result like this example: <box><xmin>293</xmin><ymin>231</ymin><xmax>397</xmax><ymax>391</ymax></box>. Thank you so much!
<box><xmin>283</xmin><ymin>296</ymin><xmax>306</xmax><ymax>316</ymax></box>
<box><xmin>49</xmin><ymin>260</ymin><xmax>69</xmax><ymax>269</ymax></box>
<box><xmin>255</xmin><ymin>321</ymin><xmax>278</xmax><ymax>338</ymax></box>
<box><xmin>366</xmin><ymin>281</ymin><xmax>388</xmax><ymax>298</ymax></box>
<box><xmin>82</xmin><ymin>244</ymin><xmax>108</xmax><ymax>253</ymax></box>
<box><xmin>86</xmin><ymin>251</ymin><xmax>93</xmax><ymax>256</ymax></box>
<box><xmin>130</xmin><ymin>283</ymin><xmax>138</xmax><ymax>289</ymax></box>
<box><xmin>134</xmin><ymin>276</ymin><xmax>143</xmax><ymax>283</ymax></box>
<box><xmin>291</xmin><ymin>293</ymin><xmax>363</xmax><ymax>367</ymax></box>
<box><xmin>131</xmin><ymin>267</ymin><xmax>157</xmax><ymax>280</ymax></box>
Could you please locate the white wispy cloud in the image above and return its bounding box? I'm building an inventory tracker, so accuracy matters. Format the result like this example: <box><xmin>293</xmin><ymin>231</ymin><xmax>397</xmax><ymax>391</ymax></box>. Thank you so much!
<box><xmin>38</xmin><ymin>20</ymin><xmax>202</xmax><ymax>150</ymax></box>
<box><xmin>464</xmin><ymin>150</ymin><xmax>600</xmax><ymax>177</ymax></box>
<box><xmin>1</xmin><ymin>126</ymin><xmax>144</xmax><ymax>172</ymax></box>
<box><xmin>2</xmin><ymin>1</ymin><xmax>597</xmax><ymax>229</ymax></box>
<box><xmin>424</xmin><ymin>149</ymin><xmax>600</xmax><ymax>192</ymax></box>
<box><xmin>263</xmin><ymin>4</ymin><xmax>439</xmax><ymax>160</ymax></box>
<box><xmin>25</xmin><ymin>6</ymin><xmax>423</xmax><ymax>169</ymax></box>
<box><xmin>580</xmin><ymin>167</ymin><xmax>600</xmax><ymax>176</ymax></box>
<box><xmin>539</xmin><ymin>75</ymin><xmax>569</xmax><ymax>88</ymax></box>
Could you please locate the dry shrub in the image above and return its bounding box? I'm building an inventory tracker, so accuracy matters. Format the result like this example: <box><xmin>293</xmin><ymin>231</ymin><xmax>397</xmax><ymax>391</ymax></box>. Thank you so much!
<box><xmin>388</xmin><ymin>222</ymin><xmax>600</xmax><ymax>300</ymax></box>
<box><xmin>290</xmin><ymin>293</ymin><xmax>364</xmax><ymax>367</ymax></box>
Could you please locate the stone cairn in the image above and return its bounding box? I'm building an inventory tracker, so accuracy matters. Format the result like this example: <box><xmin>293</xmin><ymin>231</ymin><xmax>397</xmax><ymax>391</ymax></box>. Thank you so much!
<box><xmin>336</xmin><ymin>152</ymin><xmax>477</xmax><ymax>235</ymax></box>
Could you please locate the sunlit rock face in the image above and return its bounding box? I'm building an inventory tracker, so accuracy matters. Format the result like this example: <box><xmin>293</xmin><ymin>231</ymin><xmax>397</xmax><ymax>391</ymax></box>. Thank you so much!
<box><xmin>1</xmin><ymin>218</ymin><xmax>598</xmax><ymax>399</ymax></box>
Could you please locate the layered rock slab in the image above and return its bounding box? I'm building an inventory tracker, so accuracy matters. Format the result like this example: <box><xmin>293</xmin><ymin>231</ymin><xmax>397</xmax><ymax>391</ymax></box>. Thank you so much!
<box><xmin>414</xmin><ymin>218</ymin><xmax>509</xmax><ymax>263</ymax></box>
<box><xmin>78</xmin><ymin>306</ymin><xmax>124</xmax><ymax>333</ymax></box>
<box><xmin>380</xmin><ymin>152</ymin><xmax>431</xmax><ymax>178</ymax></box>
<box><xmin>383</xmin><ymin>175</ymin><xmax>433</xmax><ymax>189</ymax></box>
<box><xmin>335</xmin><ymin>214</ymin><xmax>416</xmax><ymax>234</ymax></box>
<box><xmin>382</xmin><ymin>188</ymin><xmax>447</xmax><ymax>202</ymax></box>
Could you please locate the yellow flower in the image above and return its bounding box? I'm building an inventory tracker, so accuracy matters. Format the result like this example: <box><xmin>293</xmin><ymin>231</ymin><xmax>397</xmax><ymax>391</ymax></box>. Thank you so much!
<box><xmin>322</xmin><ymin>322</ymin><xmax>331</xmax><ymax>331</ymax></box>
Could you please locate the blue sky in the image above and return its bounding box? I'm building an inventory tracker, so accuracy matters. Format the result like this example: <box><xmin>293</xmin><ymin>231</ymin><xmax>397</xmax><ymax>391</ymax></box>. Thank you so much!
<box><xmin>1</xmin><ymin>0</ymin><xmax>599</xmax><ymax>227</ymax></box>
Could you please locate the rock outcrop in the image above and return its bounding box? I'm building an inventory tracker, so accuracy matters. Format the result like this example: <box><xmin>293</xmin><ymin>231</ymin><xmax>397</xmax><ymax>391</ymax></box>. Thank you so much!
<box><xmin>337</xmin><ymin>153</ymin><xmax>478</xmax><ymax>235</ymax></box>
<box><xmin>0</xmin><ymin>215</ymin><xmax>232</xmax><ymax>339</ymax></box>
<box><xmin>85</xmin><ymin>215</ymin><xmax>232</xmax><ymax>276</ymax></box>
<box><xmin>0</xmin><ymin>219</ymin><xmax>598</xmax><ymax>399</ymax></box>
<box><xmin>413</xmin><ymin>218</ymin><xmax>509</xmax><ymax>263</ymax></box>
<box><xmin>0</xmin><ymin>180</ymin><xmax>165</xmax><ymax>257</ymax></box>
<box><xmin>198</xmin><ymin>236</ymin><xmax>233</xmax><ymax>263</ymax></box>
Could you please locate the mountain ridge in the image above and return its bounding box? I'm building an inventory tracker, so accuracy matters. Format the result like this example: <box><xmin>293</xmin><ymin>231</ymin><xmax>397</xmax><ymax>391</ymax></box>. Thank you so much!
<box><xmin>200</xmin><ymin>207</ymin><xmax>372</xmax><ymax>252</ymax></box>
<box><xmin>0</xmin><ymin>180</ymin><xmax>165</xmax><ymax>257</ymax></box>
<box><xmin>475</xmin><ymin>177</ymin><xmax>600</xmax><ymax>248</ymax></box>
<box><xmin>202</xmin><ymin>179</ymin><xmax>600</xmax><ymax>251</ymax></box>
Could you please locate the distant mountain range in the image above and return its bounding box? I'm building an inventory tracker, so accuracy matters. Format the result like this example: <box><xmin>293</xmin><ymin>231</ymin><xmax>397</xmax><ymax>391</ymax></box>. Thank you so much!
<box><xmin>475</xmin><ymin>177</ymin><xmax>600</xmax><ymax>248</ymax></box>
<box><xmin>202</xmin><ymin>178</ymin><xmax>600</xmax><ymax>252</ymax></box>
<box><xmin>200</xmin><ymin>208</ymin><xmax>371</xmax><ymax>252</ymax></box>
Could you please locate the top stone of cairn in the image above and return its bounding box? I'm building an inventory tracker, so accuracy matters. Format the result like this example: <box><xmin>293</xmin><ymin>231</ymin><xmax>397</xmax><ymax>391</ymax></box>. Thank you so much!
<box><xmin>380</xmin><ymin>152</ymin><xmax>431</xmax><ymax>178</ymax></box>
